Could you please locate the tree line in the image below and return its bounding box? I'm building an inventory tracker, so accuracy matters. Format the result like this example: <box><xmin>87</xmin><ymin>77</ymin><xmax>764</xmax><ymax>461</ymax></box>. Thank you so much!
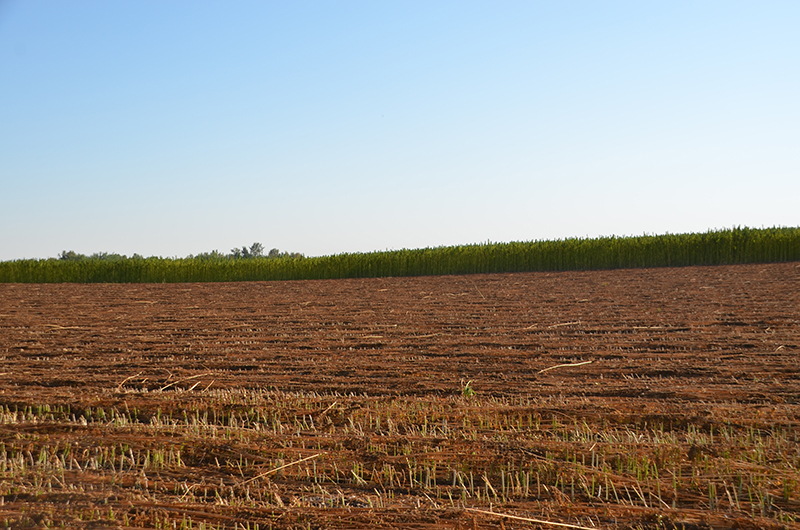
<box><xmin>58</xmin><ymin>243</ymin><xmax>304</xmax><ymax>262</ymax></box>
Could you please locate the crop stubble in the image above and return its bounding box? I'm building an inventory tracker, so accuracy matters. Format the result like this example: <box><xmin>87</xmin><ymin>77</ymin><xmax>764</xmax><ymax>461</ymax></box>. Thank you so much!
<box><xmin>0</xmin><ymin>263</ymin><xmax>798</xmax><ymax>528</ymax></box>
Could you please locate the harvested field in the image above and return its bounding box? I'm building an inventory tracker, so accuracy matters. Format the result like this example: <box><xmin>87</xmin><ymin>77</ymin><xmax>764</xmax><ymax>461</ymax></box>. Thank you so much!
<box><xmin>0</xmin><ymin>262</ymin><xmax>798</xmax><ymax>529</ymax></box>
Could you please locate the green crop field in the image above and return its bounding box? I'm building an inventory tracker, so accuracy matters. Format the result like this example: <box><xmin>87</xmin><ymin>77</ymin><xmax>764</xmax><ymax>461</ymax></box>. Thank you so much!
<box><xmin>1</xmin><ymin>226</ymin><xmax>798</xmax><ymax>283</ymax></box>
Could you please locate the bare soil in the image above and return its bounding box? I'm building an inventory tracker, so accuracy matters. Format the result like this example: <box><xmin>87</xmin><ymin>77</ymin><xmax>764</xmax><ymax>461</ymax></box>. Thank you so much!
<box><xmin>0</xmin><ymin>262</ymin><xmax>798</xmax><ymax>529</ymax></box>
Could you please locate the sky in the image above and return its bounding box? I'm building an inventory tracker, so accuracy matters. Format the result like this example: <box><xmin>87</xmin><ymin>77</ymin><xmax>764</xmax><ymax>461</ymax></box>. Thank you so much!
<box><xmin>1</xmin><ymin>1</ymin><xmax>798</xmax><ymax>260</ymax></box>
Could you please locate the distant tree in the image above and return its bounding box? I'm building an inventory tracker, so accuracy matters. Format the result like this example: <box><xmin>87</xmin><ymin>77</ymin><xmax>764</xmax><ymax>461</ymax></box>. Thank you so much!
<box><xmin>192</xmin><ymin>250</ymin><xmax>227</xmax><ymax>260</ymax></box>
<box><xmin>90</xmin><ymin>252</ymin><xmax>126</xmax><ymax>261</ymax></box>
<box><xmin>249</xmin><ymin>242</ymin><xmax>264</xmax><ymax>258</ymax></box>
<box><xmin>59</xmin><ymin>250</ymin><xmax>85</xmax><ymax>261</ymax></box>
<box><xmin>224</xmin><ymin>243</ymin><xmax>303</xmax><ymax>260</ymax></box>
<box><xmin>58</xmin><ymin>250</ymin><xmax>130</xmax><ymax>261</ymax></box>
<box><xmin>267</xmin><ymin>248</ymin><xmax>304</xmax><ymax>259</ymax></box>
<box><xmin>230</xmin><ymin>242</ymin><xmax>266</xmax><ymax>259</ymax></box>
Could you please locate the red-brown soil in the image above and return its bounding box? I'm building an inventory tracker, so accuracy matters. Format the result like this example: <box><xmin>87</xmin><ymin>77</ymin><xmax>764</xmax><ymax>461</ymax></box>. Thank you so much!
<box><xmin>0</xmin><ymin>263</ymin><xmax>798</xmax><ymax>529</ymax></box>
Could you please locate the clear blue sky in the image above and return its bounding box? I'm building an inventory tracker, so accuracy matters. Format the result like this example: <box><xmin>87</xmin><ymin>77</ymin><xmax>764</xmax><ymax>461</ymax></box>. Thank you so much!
<box><xmin>2</xmin><ymin>1</ymin><xmax>798</xmax><ymax>260</ymax></box>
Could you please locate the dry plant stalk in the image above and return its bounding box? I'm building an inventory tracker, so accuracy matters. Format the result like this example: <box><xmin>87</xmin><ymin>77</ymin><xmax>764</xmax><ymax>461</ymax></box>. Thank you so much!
<box><xmin>239</xmin><ymin>453</ymin><xmax>324</xmax><ymax>486</ymax></box>
<box><xmin>115</xmin><ymin>372</ymin><xmax>144</xmax><ymax>391</ymax></box>
<box><xmin>317</xmin><ymin>401</ymin><xmax>338</xmax><ymax>417</ymax></box>
<box><xmin>158</xmin><ymin>372</ymin><xmax>213</xmax><ymax>392</ymax></box>
<box><xmin>465</xmin><ymin>508</ymin><xmax>597</xmax><ymax>530</ymax></box>
<box><xmin>537</xmin><ymin>360</ymin><xmax>593</xmax><ymax>374</ymax></box>
<box><xmin>548</xmin><ymin>321</ymin><xmax>580</xmax><ymax>328</ymax></box>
